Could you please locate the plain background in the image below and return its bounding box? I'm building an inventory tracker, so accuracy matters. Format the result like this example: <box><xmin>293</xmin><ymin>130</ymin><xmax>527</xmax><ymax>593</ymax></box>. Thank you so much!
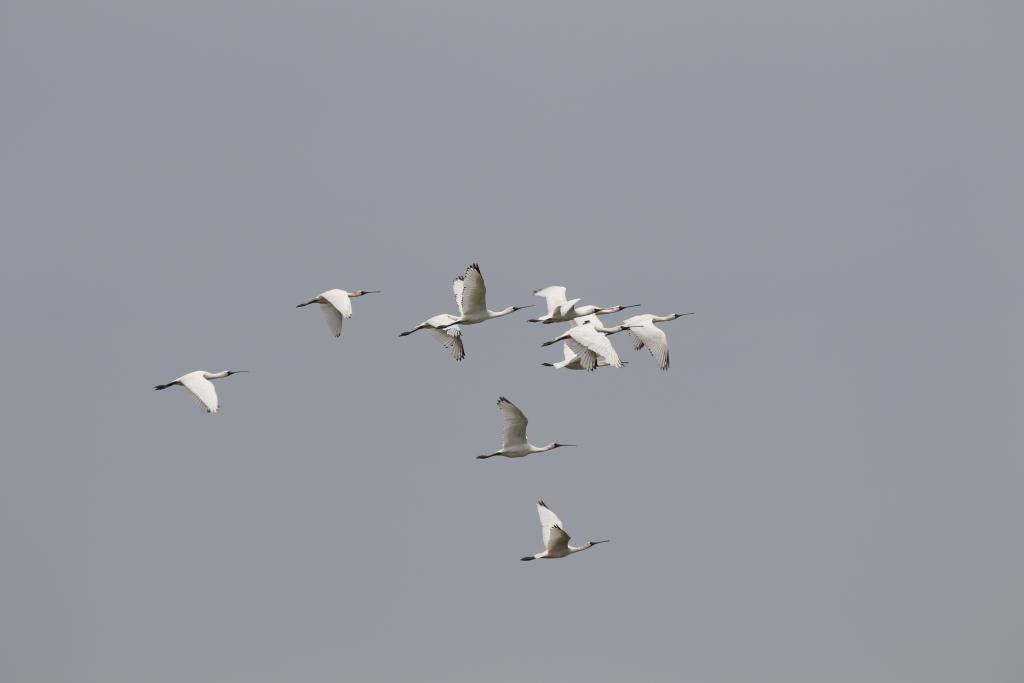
<box><xmin>1</xmin><ymin>2</ymin><xmax>1022</xmax><ymax>681</ymax></box>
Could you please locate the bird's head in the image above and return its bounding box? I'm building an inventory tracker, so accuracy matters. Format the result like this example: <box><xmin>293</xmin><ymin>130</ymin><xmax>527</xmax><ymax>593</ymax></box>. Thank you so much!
<box><xmin>588</xmin><ymin>540</ymin><xmax>610</xmax><ymax>548</ymax></box>
<box><xmin>353</xmin><ymin>290</ymin><xmax>381</xmax><ymax>297</ymax></box>
<box><xmin>226</xmin><ymin>370</ymin><xmax>248</xmax><ymax>376</ymax></box>
<box><xmin>511</xmin><ymin>304</ymin><xmax>534</xmax><ymax>313</ymax></box>
<box><xmin>674</xmin><ymin>312</ymin><xmax>696</xmax><ymax>319</ymax></box>
<box><xmin>551</xmin><ymin>443</ymin><xmax>576</xmax><ymax>449</ymax></box>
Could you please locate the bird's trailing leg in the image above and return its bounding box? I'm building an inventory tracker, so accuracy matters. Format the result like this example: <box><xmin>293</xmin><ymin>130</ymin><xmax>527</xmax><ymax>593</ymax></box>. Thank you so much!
<box><xmin>520</xmin><ymin>555</ymin><xmax>536</xmax><ymax>561</ymax></box>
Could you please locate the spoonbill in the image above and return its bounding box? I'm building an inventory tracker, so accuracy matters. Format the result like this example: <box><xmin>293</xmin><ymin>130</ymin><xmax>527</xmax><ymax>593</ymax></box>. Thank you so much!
<box><xmin>154</xmin><ymin>370</ymin><xmax>247</xmax><ymax>413</ymax></box>
<box><xmin>296</xmin><ymin>289</ymin><xmax>380</xmax><ymax>338</ymax></box>
<box><xmin>398</xmin><ymin>314</ymin><xmax>465</xmax><ymax>361</ymax></box>
<box><xmin>542</xmin><ymin>342</ymin><xmax>624</xmax><ymax>370</ymax></box>
<box><xmin>621</xmin><ymin>312</ymin><xmax>694</xmax><ymax>370</ymax></box>
<box><xmin>477</xmin><ymin>397</ymin><xmax>575</xmax><ymax>459</ymax></box>
<box><xmin>540</xmin><ymin>317</ymin><xmax>631</xmax><ymax>370</ymax></box>
<box><xmin>435</xmin><ymin>263</ymin><xmax>532</xmax><ymax>327</ymax></box>
<box><xmin>529</xmin><ymin>285</ymin><xmax>639</xmax><ymax>324</ymax></box>
<box><xmin>521</xmin><ymin>500</ymin><xmax>608</xmax><ymax>561</ymax></box>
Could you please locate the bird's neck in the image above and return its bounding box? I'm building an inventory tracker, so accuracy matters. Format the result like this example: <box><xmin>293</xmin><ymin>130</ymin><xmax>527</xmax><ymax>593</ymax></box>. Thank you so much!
<box><xmin>490</xmin><ymin>307</ymin><xmax>515</xmax><ymax>318</ymax></box>
<box><xmin>205</xmin><ymin>370</ymin><xmax>230</xmax><ymax>380</ymax></box>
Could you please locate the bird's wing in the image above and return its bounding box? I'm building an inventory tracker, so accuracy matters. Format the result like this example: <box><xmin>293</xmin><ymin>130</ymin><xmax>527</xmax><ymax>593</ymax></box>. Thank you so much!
<box><xmin>537</xmin><ymin>501</ymin><xmax>568</xmax><ymax>549</ymax></box>
<box><xmin>452</xmin><ymin>278</ymin><xmax>465</xmax><ymax>315</ymax></box>
<box><xmin>546</xmin><ymin>525</ymin><xmax>572</xmax><ymax>553</ymax></box>
<box><xmin>497</xmin><ymin>397</ymin><xmax>528</xmax><ymax>448</ymax></box>
<box><xmin>562</xmin><ymin>343</ymin><xmax>577</xmax><ymax>362</ymax></box>
<box><xmin>179</xmin><ymin>373</ymin><xmax>219</xmax><ymax>413</ymax></box>
<box><xmin>535</xmin><ymin>286</ymin><xmax>568</xmax><ymax>316</ymax></box>
<box><xmin>318</xmin><ymin>303</ymin><xmax>344</xmax><ymax>337</ymax></box>
<box><xmin>630</xmin><ymin>323</ymin><xmax>670</xmax><ymax>370</ymax></box>
<box><xmin>570</xmin><ymin>325</ymin><xmax>622</xmax><ymax>367</ymax></box>
<box><xmin>564</xmin><ymin>337</ymin><xmax>598</xmax><ymax>371</ymax></box>
<box><xmin>455</xmin><ymin>263</ymin><xmax>487</xmax><ymax>316</ymax></box>
<box><xmin>320</xmin><ymin>289</ymin><xmax>353</xmax><ymax>318</ymax></box>
<box><xmin>427</xmin><ymin>325</ymin><xmax>465</xmax><ymax>361</ymax></box>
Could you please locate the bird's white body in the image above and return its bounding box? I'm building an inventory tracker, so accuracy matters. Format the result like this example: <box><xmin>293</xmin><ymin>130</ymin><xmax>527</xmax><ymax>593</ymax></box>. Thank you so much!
<box><xmin>530</xmin><ymin>285</ymin><xmax>639</xmax><ymax>324</ymax></box>
<box><xmin>521</xmin><ymin>501</ymin><xmax>608</xmax><ymax>561</ymax></box>
<box><xmin>621</xmin><ymin>312</ymin><xmax>693</xmax><ymax>370</ymax></box>
<box><xmin>296</xmin><ymin>288</ymin><xmax>379</xmax><ymax>338</ymax></box>
<box><xmin>444</xmin><ymin>263</ymin><xmax>530</xmax><ymax>326</ymax></box>
<box><xmin>154</xmin><ymin>369</ymin><xmax>247</xmax><ymax>413</ymax></box>
<box><xmin>477</xmin><ymin>397</ymin><xmax>574</xmax><ymax>459</ymax></box>
<box><xmin>541</xmin><ymin>316</ymin><xmax>630</xmax><ymax>370</ymax></box>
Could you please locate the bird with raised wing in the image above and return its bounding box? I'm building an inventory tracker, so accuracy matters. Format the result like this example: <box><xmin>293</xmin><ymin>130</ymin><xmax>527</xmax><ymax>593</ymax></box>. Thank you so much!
<box><xmin>621</xmin><ymin>312</ymin><xmax>694</xmax><ymax>370</ymax></box>
<box><xmin>296</xmin><ymin>289</ymin><xmax>380</xmax><ymax>338</ymax></box>
<box><xmin>521</xmin><ymin>500</ymin><xmax>608</xmax><ymax>561</ymax></box>
<box><xmin>540</xmin><ymin>316</ymin><xmax>632</xmax><ymax>370</ymax></box>
<box><xmin>529</xmin><ymin>285</ymin><xmax>639</xmax><ymax>324</ymax></box>
<box><xmin>477</xmin><ymin>397</ymin><xmax>575</xmax><ymax>459</ymax></box>
<box><xmin>154</xmin><ymin>370</ymin><xmax>247</xmax><ymax>414</ymax></box>
<box><xmin>438</xmin><ymin>263</ymin><xmax>532</xmax><ymax>327</ymax></box>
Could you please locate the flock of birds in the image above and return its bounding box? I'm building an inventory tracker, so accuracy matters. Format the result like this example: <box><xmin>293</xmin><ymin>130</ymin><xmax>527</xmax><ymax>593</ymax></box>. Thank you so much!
<box><xmin>155</xmin><ymin>263</ymin><xmax>692</xmax><ymax>561</ymax></box>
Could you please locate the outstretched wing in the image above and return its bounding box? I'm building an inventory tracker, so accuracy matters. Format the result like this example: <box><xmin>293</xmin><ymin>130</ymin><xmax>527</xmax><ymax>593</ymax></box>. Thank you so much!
<box><xmin>537</xmin><ymin>501</ymin><xmax>569</xmax><ymax>550</ymax></box>
<box><xmin>534</xmin><ymin>286</ymin><xmax>568</xmax><ymax>316</ymax></box>
<box><xmin>179</xmin><ymin>373</ymin><xmax>219</xmax><ymax>413</ymax></box>
<box><xmin>629</xmin><ymin>323</ymin><xmax>670</xmax><ymax>370</ymax></box>
<box><xmin>569</xmin><ymin>325</ymin><xmax>622</xmax><ymax>368</ymax></box>
<box><xmin>320</xmin><ymin>289</ymin><xmax>353</xmax><ymax>318</ymax></box>
<box><xmin>497</xmin><ymin>397</ymin><xmax>528</xmax><ymax>449</ymax></box>
<box><xmin>546</xmin><ymin>525</ymin><xmax>572</xmax><ymax>553</ymax></box>
<box><xmin>564</xmin><ymin>337</ymin><xmax>598</xmax><ymax>371</ymax></box>
<box><xmin>428</xmin><ymin>328</ymin><xmax>465</xmax><ymax>361</ymax></box>
<box><xmin>561</xmin><ymin>343</ymin><xmax>576</xmax><ymax>362</ymax></box>
<box><xmin>455</xmin><ymin>263</ymin><xmax>487</xmax><ymax>316</ymax></box>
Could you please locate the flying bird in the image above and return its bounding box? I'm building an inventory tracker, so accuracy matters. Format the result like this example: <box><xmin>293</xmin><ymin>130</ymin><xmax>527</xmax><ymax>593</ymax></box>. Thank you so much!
<box><xmin>529</xmin><ymin>285</ymin><xmax>639</xmax><ymax>324</ymax></box>
<box><xmin>540</xmin><ymin>317</ymin><xmax>631</xmax><ymax>370</ymax></box>
<box><xmin>296</xmin><ymin>289</ymin><xmax>380</xmax><ymax>338</ymax></box>
<box><xmin>621</xmin><ymin>312</ymin><xmax>694</xmax><ymax>370</ymax></box>
<box><xmin>398</xmin><ymin>313</ymin><xmax>466</xmax><ymax>361</ymax></box>
<box><xmin>153</xmin><ymin>370</ymin><xmax>247</xmax><ymax>413</ymax></box>
<box><xmin>521</xmin><ymin>500</ymin><xmax>608</xmax><ymax>561</ymax></box>
<box><xmin>477</xmin><ymin>397</ymin><xmax>575</xmax><ymax>459</ymax></box>
<box><xmin>436</xmin><ymin>263</ymin><xmax>532</xmax><ymax>327</ymax></box>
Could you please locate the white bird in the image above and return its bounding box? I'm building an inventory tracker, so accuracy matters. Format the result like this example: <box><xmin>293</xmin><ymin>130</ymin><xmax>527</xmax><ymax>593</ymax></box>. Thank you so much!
<box><xmin>542</xmin><ymin>342</ymin><xmax>623</xmax><ymax>370</ymax></box>
<box><xmin>540</xmin><ymin>316</ymin><xmax>631</xmax><ymax>370</ymax></box>
<box><xmin>436</xmin><ymin>263</ymin><xmax>532</xmax><ymax>327</ymax></box>
<box><xmin>296</xmin><ymin>289</ymin><xmax>380</xmax><ymax>338</ymax></box>
<box><xmin>529</xmin><ymin>285</ymin><xmax>639</xmax><ymax>324</ymax></box>
<box><xmin>477</xmin><ymin>397</ymin><xmax>576</xmax><ymax>459</ymax></box>
<box><xmin>154</xmin><ymin>369</ymin><xmax>248</xmax><ymax>413</ymax></box>
<box><xmin>521</xmin><ymin>500</ymin><xmax>608</xmax><ymax>561</ymax></box>
<box><xmin>621</xmin><ymin>312</ymin><xmax>694</xmax><ymax>370</ymax></box>
<box><xmin>398</xmin><ymin>311</ymin><xmax>466</xmax><ymax>361</ymax></box>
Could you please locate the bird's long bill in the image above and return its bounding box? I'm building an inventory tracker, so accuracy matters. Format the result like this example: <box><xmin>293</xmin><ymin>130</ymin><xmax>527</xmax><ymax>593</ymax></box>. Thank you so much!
<box><xmin>592</xmin><ymin>539</ymin><xmax>610</xmax><ymax>545</ymax></box>
<box><xmin>363</xmin><ymin>290</ymin><xmax>382</xmax><ymax>294</ymax></box>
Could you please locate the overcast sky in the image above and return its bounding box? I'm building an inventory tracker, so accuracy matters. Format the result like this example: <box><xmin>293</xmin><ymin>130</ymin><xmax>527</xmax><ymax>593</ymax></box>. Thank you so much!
<box><xmin>2</xmin><ymin>1</ymin><xmax>1023</xmax><ymax>681</ymax></box>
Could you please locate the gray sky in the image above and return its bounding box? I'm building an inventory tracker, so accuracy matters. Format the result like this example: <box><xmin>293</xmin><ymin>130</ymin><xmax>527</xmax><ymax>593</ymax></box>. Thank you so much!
<box><xmin>2</xmin><ymin>1</ymin><xmax>1022</xmax><ymax>681</ymax></box>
